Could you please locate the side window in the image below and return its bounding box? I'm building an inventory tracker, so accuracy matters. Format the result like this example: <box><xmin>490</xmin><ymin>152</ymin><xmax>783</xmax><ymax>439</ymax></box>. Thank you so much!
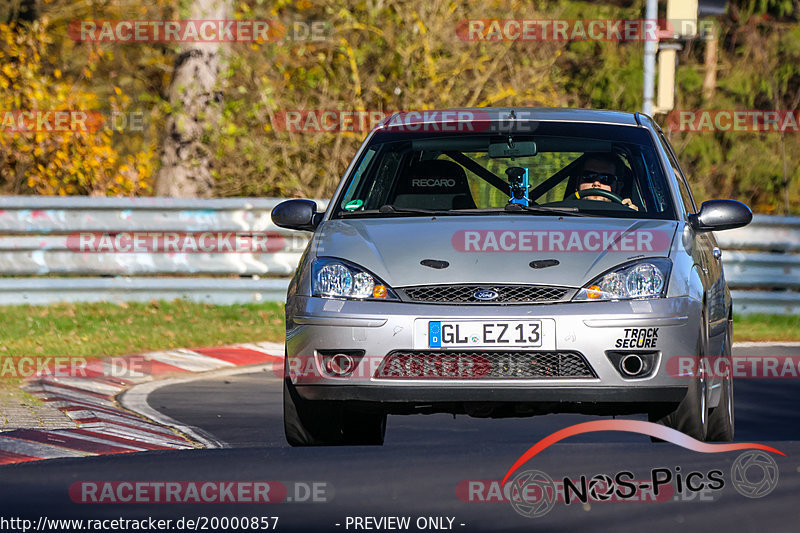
<box><xmin>657</xmin><ymin>132</ymin><xmax>697</xmax><ymax>214</ymax></box>
<box><xmin>339</xmin><ymin>147</ymin><xmax>376</xmax><ymax>210</ymax></box>
<box><xmin>675</xmin><ymin>173</ymin><xmax>697</xmax><ymax>215</ymax></box>
<box><xmin>339</xmin><ymin>148</ymin><xmax>403</xmax><ymax>211</ymax></box>
<box><xmin>364</xmin><ymin>151</ymin><xmax>402</xmax><ymax>209</ymax></box>
<box><xmin>638</xmin><ymin>147</ymin><xmax>669</xmax><ymax>213</ymax></box>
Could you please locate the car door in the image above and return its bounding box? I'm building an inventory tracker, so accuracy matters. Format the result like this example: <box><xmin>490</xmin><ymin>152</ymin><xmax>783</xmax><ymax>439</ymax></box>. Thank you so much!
<box><xmin>658</xmin><ymin>132</ymin><xmax>726</xmax><ymax>321</ymax></box>
<box><xmin>656</xmin><ymin>130</ymin><xmax>728</xmax><ymax>407</ymax></box>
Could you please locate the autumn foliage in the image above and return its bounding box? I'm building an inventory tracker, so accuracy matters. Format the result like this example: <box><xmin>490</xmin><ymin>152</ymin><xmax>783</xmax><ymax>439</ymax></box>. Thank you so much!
<box><xmin>0</xmin><ymin>20</ymin><xmax>154</xmax><ymax>196</ymax></box>
<box><xmin>0</xmin><ymin>0</ymin><xmax>799</xmax><ymax>213</ymax></box>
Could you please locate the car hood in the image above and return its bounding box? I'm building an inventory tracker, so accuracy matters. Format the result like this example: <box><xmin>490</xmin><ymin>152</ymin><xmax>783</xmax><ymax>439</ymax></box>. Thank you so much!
<box><xmin>313</xmin><ymin>216</ymin><xmax>678</xmax><ymax>289</ymax></box>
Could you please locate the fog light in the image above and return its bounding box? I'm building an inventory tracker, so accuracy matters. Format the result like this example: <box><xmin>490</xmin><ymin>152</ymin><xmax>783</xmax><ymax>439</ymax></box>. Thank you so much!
<box><xmin>620</xmin><ymin>354</ymin><xmax>644</xmax><ymax>376</ymax></box>
<box><xmin>317</xmin><ymin>350</ymin><xmax>365</xmax><ymax>378</ymax></box>
<box><xmin>328</xmin><ymin>353</ymin><xmax>354</xmax><ymax>375</ymax></box>
<box><xmin>605</xmin><ymin>351</ymin><xmax>658</xmax><ymax>378</ymax></box>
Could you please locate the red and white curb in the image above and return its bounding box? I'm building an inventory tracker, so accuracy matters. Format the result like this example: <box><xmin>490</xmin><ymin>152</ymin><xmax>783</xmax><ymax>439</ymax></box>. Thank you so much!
<box><xmin>0</xmin><ymin>342</ymin><xmax>283</xmax><ymax>465</ymax></box>
<box><xmin>4</xmin><ymin>340</ymin><xmax>782</xmax><ymax>465</ymax></box>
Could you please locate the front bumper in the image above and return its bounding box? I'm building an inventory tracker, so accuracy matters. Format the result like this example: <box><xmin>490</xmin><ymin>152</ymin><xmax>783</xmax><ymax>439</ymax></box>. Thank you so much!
<box><xmin>296</xmin><ymin>385</ymin><xmax>686</xmax><ymax>403</ymax></box>
<box><xmin>285</xmin><ymin>295</ymin><xmax>701</xmax><ymax>406</ymax></box>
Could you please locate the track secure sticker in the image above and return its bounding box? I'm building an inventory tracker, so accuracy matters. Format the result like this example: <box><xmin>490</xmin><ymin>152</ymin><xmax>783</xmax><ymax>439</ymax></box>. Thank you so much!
<box><xmin>615</xmin><ymin>328</ymin><xmax>659</xmax><ymax>348</ymax></box>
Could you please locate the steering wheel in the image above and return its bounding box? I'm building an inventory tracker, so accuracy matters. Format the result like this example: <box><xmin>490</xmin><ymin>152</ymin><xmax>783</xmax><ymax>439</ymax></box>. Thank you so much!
<box><xmin>576</xmin><ymin>188</ymin><xmax>625</xmax><ymax>205</ymax></box>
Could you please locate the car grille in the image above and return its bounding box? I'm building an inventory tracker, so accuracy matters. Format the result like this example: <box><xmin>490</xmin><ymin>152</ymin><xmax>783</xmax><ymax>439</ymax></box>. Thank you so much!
<box><xmin>374</xmin><ymin>350</ymin><xmax>595</xmax><ymax>379</ymax></box>
<box><xmin>399</xmin><ymin>284</ymin><xmax>570</xmax><ymax>304</ymax></box>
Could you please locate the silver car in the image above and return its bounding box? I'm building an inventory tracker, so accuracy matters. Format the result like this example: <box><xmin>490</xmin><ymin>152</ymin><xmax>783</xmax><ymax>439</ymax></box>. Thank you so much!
<box><xmin>272</xmin><ymin>108</ymin><xmax>752</xmax><ymax>446</ymax></box>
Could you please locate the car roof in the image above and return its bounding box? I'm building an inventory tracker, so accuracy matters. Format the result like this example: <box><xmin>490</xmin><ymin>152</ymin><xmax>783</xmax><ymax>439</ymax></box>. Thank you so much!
<box><xmin>376</xmin><ymin>107</ymin><xmax>642</xmax><ymax>129</ymax></box>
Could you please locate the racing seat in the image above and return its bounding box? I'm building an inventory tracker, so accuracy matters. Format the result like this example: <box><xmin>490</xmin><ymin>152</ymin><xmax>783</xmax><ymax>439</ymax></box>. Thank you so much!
<box><xmin>393</xmin><ymin>159</ymin><xmax>477</xmax><ymax>210</ymax></box>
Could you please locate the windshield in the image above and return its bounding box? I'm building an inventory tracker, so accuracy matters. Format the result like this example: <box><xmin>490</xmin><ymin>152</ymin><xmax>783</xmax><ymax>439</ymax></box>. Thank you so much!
<box><xmin>333</xmin><ymin>123</ymin><xmax>676</xmax><ymax>220</ymax></box>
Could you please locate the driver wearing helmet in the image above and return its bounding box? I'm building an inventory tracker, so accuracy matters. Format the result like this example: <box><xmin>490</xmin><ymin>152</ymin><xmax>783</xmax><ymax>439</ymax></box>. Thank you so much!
<box><xmin>576</xmin><ymin>154</ymin><xmax>639</xmax><ymax>211</ymax></box>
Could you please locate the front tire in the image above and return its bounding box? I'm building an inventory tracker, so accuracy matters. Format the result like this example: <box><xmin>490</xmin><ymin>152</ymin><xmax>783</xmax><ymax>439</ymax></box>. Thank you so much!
<box><xmin>651</xmin><ymin>368</ymin><xmax>708</xmax><ymax>441</ymax></box>
<box><xmin>651</xmin><ymin>308</ymin><xmax>710</xmax><ymax>441</ymax></box>
<box><xmin>283</xmin><ymin>378</ymin><xmax>387</xmax><ymax>446</ymax></box>
<box><xmin>707</xmin><ymin>319</ymin><xmax>735</xmax><ymax>441</ymax></box>
<box><xmin>284</xmin><ymin>377</ymin><xmax>342</xmax><ymax>446</ymax></box>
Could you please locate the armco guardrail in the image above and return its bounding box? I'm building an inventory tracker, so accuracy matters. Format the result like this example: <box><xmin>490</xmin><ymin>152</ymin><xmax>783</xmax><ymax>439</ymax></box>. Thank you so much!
<box><xmin>716</xmin><ymin>214</ymin><xmax>800</xmax><ymax>315</ymax></box>
<box><xmin>0</xmin><ymin>198</ymin><xmax>796</xmax><ymax>313</ymax></box>
<box><xmin>0</xmin><ymin>197</ymin><xmax>326</xmax><ymax>305</ymax></box>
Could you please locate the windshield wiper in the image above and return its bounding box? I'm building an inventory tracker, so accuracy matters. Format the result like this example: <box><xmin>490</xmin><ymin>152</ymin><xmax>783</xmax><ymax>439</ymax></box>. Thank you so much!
<box><xmin>340</xmin><ymin>204</ymin><xmax>461</xmax><ymax>217</ymax></box>
<box><xmin>378</xmin><ymin>204</ymin><xmax>446</xmax><ymax>215</ymax></box>
<box><xmin>339</xmin><ymin>204</ymin><xmax>596</xmax><ymax>218</ymax></box>
<box><xmin>502</xmin><ymin>203</ymin><xmax>597</xmax><ymax>217</ymax></box>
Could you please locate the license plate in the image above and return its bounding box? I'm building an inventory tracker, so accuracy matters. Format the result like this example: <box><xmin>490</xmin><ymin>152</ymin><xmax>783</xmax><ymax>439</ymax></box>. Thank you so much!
<box><xmin>427</xmin><ymin>320</ymin><xmax>542</xmax><ymax>348</ymax></box>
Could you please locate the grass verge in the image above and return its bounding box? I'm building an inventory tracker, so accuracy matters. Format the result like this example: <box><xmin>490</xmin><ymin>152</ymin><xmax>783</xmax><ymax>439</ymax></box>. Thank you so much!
<box><xmin>0</xmin><ymin>300</ymin><xmax>285</xmax><ymax>394</ymax></box>
<box><xmin>733</xmin><ymin>313</ymin><xmax>800</xmax><ymax>343</ymax></box>
<box><xmin>0</xmin><ymin>300</ymin><xmax>285</xmax><ymax>359</ymax></box>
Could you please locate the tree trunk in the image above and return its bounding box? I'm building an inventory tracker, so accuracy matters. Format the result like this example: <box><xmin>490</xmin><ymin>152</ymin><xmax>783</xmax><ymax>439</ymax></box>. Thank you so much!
<box><xmin>155</xmin><ymin>0</ymin><xmax>232</xmax><ymax>198</ymax></box>
<box><xmin>702</xmin><ymin>24</ymin><xmax>718</xmax><ymax>101</ymax></box>
<box><xmin>781</xmin><ymin>133</ymin><xmax>789</xmax><ymax>215</ymax></box>
<box><xmin>3</xmin><ymin>0</ymin><xmax>38</xmax><ymax>23</ymax></box>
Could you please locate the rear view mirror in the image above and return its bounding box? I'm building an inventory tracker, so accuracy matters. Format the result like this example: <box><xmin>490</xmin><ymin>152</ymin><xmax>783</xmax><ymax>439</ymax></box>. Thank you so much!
<box><xmin>489</xmin><ymin>141</ymin><xmax>537</xmax><ymax>158</ymax></box>
<box><xmin>689</xmin><ymin>199</ymin><xmax>752</xmax><ymax>232</ymax></box>
<box><xmin>271</xmin><ymin>199</ymin><xmax>322</xmax><ymax>232</ymax></box>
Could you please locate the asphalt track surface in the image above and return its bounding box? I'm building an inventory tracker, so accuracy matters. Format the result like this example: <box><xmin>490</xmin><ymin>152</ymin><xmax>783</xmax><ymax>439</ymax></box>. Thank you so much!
<box><xmin>0</xmin><ymin>345</ymin><xmax>799</xmax><ymax>532</ymax></box>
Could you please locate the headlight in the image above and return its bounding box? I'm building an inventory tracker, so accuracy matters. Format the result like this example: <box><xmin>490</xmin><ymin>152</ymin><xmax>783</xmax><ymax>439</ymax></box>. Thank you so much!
<box><xmin>312</xmin><ymin>258</ymin><xmax>398</xmax><ymax>300</ymax></box>
<box><xmin>573</xmin><ymin>258</ymin><xmax>671</xmax><ymax>301</ymax></box>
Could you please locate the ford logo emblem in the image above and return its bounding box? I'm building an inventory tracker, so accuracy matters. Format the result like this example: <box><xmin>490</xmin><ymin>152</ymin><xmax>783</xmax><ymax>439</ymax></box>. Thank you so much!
<box><xmin>473</xmin><ymin>289</ymin><xmax>499</xmax><ymax>301</ymax></box>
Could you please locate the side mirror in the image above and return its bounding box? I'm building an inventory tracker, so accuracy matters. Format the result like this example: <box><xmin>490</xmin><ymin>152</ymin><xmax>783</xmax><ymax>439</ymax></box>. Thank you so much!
<box><xmin>271</xmin><ymin>199</ymin><xmax>322</xmax><ymax>232</ymax></box>
<box><xmin>688</xmin><ymin>199</ymin><xmax>752</xmax><ymax>232</ymax></box>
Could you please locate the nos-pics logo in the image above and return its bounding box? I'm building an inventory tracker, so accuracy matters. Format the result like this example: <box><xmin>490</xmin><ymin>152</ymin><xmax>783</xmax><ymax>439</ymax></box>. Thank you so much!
<box><xmin>500</xmin><ymin>420</ymin><xmax>782</xmax><ymax>518</ymax></box>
